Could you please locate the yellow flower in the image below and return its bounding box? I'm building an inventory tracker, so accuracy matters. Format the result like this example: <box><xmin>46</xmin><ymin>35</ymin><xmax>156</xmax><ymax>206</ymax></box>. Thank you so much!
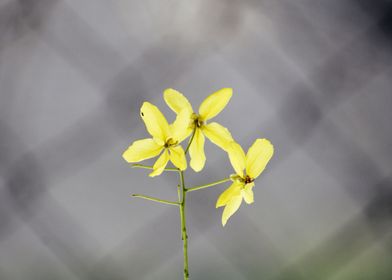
<box><xmin>216</xmin><ymin>139</ymin><xmax>274</xmax><ymax>226</ymax></box>
<box><xmin>122</xmin><ymin>102</ymin><xmax>190</xmax><ymax>177</ymax></box>
<box><xmin>163</xmin><ymin>88</ymin><xmax>234</xmax><ymax>172</ymax></box>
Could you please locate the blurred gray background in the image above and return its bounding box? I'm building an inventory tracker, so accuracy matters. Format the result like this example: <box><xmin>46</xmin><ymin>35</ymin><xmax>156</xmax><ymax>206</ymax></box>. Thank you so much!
<box><xmin>1</xmin><ymin>0</ymin><xmax>392</xmax><ymax>279</ymax></box>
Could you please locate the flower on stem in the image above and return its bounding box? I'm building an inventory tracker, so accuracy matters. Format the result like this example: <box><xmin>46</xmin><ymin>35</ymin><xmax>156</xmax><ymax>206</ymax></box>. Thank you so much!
<box><xmin>164</xmin><ymin>88</ymin><xmax>234</xmax><ymax>172</ymax></box>
<box><xmin>216</xmin><ymin>139</ymin><xmax>274</xmax><ymax>226</ymax></box>
<box><xmin>122</xmin><ymin>102</ymin><xmax>190</xmax><ymax>177</ymax></box>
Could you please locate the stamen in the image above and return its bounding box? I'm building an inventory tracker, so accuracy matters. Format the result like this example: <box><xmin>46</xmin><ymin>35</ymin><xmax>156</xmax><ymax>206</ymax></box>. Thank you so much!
<box><xmin>191</xmin><ymin>113</ymin><xmax>204</xmax><ymax>128</ymax></box>
<box><xmin>244</xmin><ymin>175</ymin><xmax>254</xmax><ymax>184</ymax></box>
<box><xmin>195</xmin><ymin>118</ymin><xmax>203</xmax><ymax>128</ymax></box>
<box><xmin>164</xmin><ymin>138</ymin><xmax>178</xmax><ymax>148</ymax></box>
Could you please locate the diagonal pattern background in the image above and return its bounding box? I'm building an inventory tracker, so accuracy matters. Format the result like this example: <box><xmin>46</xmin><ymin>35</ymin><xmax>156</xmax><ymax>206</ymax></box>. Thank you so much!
<box><xmin>1</xmin><ymin>0</ymin><xmax>392</xmax><ymax>279</ymax></box>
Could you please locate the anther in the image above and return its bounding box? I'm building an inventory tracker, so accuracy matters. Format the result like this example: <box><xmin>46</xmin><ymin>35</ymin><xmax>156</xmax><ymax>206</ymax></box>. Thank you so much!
<box><xmin>244</xmin><ymin>175</ymin><xmax>254</xmax><ymax>184</ymax></box>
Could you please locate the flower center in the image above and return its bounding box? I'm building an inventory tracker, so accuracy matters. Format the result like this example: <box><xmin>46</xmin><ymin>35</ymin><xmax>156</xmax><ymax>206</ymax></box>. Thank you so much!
<box><xmin>164</xmin><ymin>138</ymin><xmax>178</xmax><ymax>148</ymax></box>
<box><xmin>244</xmin><ymin>175</ymin><xmax>254</xmax><ymax>184</ymax></box>
<box><xmin>191</xmin><ymin>113</ymin><xmax>204</xmax><ymax>128</ymax></box>
<box><xmin>230</xmin><ymin>174</ymin><xmax>254</xmax><ymax>185</ymax></box>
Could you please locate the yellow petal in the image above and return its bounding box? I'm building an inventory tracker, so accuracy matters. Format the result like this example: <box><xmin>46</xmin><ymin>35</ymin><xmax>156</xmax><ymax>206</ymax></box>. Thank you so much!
<box><xmin>202</xmin><ymin>122</ymin><xmax>233</xmax><ymax>151</ymax></box>
<box><xmin>153</xmin><ymin>137</ymin><xmax>165</xmax><ymax>146</ymax></box>
<box><xmin>216</xmin><ymin>181</ymin><xmax>242</xmax><ymax>208</ymax></box>
<box><xmin>149</xmin><ymin>150</ymin><xmax>170</xmax><ymax>177</ymax></box>
<box><xmin>122</xmin><ymin>138</ymin><xmax>163</xmax><ymax>162</ymax></box>
<box><xmin>170</xmin><ymin>108</ymin><xmax>192</xmax><ymax>143</ymax></box>
<box><xmin>163</xmin><ymin>88</ymin><xmax>193</xmax><ymax>114</ymax></box>
<box><xmin>246</xmin><ymin>138</ymin><xmax>274</xmax><ymax>179</ymax></box>
<box><xmin>242</xmin><ymin>182</ymin><xmax>255</xmax><ymax>204</ymax></box>
<box><xmin>222</xmin><ymin>195</ymin><xmax>242</xmax><ymax>226</ymax></box>
<box><xmin>227</xmin><ymin>141</ymin><xmax>246</xmax><ymax>177</ymax></box>
<box><xmin>169</xmin><ymin>146</ymin><xmax>187</xmax><ymax>171</ymax></box>
<box><xmin>140</xmin><ymin>102</ymin><xmax>170</xmax><ymax>141</ymax></box>
<box><xmin>189</xmin><ymin>128</ymin><xmax>206</xmax><ymax>172</ymax></box>
<box><xmin>198</xmin><ymin>88</ymin><xmax>232</xmax><ymax>121</ymax></box>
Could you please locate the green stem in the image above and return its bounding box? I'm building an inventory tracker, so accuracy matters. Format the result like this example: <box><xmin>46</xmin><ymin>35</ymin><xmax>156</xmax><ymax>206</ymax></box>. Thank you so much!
<box><xmin>178</xmin><ymin>170</ymin><xmax>189</xmax><ymax>280</ymax></box>
<box><xmin>186</xmin><ymin>178</ymin><xmax>231</xmax><ymax>193</ymax></box>
<box><xmin>131</xmin><ymin>164</ymin><xmax>179</xmax><ymax>172</ymax></box>
<box><xmin>132</xmin><ymin>194</ymin><xmax>180</xmax><ymax>206</ymax></box>
<box><xmin>184</xmin><ymin>126</ymin><xmax>197</xmax><ymax>154</ymax></box>
<box><xmin>179</xmin><ymin>128</ymin><xmax>196</xmax><ymax>279</ymax></box>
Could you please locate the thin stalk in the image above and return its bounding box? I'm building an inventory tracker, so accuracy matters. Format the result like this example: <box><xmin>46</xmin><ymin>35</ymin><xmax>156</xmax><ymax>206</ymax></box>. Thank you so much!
<box><xmin>184</xmin><ymin>126</ymin><xmax>197</xmax><ymax>154</ymax></box>
<box><xmin>132</xmin><ymin>194</ymin><xmax>180</xmax><ymax>206</ymax></box>
<box><xmin>186</xmin><ymin>178</ymin><xmax>231</xmax><ymax>193</ymax></box>
<box><xmin>132</xmin><ymin>164</ymin><xmax>179</xmax><ymax>172</ymax></box>
<box><xmin>175</xmin><ymin>127</ymin><xmax>196</xmax><ymax>280</ymax></box>
<box><xmin>178</xmin><ymin>170</ymin><xmax>189</xmax><ymax>280</ymax></box>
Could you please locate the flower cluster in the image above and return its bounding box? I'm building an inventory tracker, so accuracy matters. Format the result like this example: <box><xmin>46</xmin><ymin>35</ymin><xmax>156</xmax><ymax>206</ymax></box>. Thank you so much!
<box><xmin>123</xmin><ymin>88</ymin><xmax>274</xmax><ymax>226</ymax></box>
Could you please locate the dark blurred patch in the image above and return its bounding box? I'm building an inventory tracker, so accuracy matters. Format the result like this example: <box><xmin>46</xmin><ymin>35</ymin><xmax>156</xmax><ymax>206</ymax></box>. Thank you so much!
<box><xmin>365</xmin><ymin>177</ymin><xmax>392</xmax><ymax>235</ymax></box>
<box><xmin>280</xmin><ymin>89</ymin><xmax>322</xmax><ymax>145</ymax></box>
<box><xmin>105</xmin><ymin>65</ymin><xmax>146</xmax><ymax>134</ymax></box>
<box><xmin>356</xmin><ymin>0</ymin><xmax>392</xmax><ymax>40</ymax></box>
<box><xmin>0</xmin><ymin>0</ymin><xmax>57</xmax><ymax>47</ymax></box>
<box><xmin>0</xmin><ymin>121</ymin><xmax>43</xmax><ymax>238</ymax></box>
<box><xmin>17</xmin><ymin>0</ymin><xmax>59</xmax><ymax>30</ymax></box>
<box><xmin>5</xmin><ymin>153</ymin><xmax>46</xmax><ymax>216</ymax></box>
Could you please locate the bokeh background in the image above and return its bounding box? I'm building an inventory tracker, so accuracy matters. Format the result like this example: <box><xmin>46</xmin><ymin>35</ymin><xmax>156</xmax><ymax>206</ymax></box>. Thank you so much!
<box><xmin>1</xmin><ymin>0</ymin><xmax>392</xmax><ymax>279</ymax></box>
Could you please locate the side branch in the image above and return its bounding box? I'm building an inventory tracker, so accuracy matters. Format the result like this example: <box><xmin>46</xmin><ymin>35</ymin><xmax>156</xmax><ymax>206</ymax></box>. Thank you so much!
<box><xmin>131</xmin><ymin>164</ymin><xmax>179</xmax><ymax>172</ymax></box>
<box><xmin>132</xmin><ymin>194</ymin><xmax>180</xmax><ymax>206</ymax></box>
<box><xmin>186</xmin><ymin>178</ymin><xmax>231</xmax><ymax>193</ymax></box>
